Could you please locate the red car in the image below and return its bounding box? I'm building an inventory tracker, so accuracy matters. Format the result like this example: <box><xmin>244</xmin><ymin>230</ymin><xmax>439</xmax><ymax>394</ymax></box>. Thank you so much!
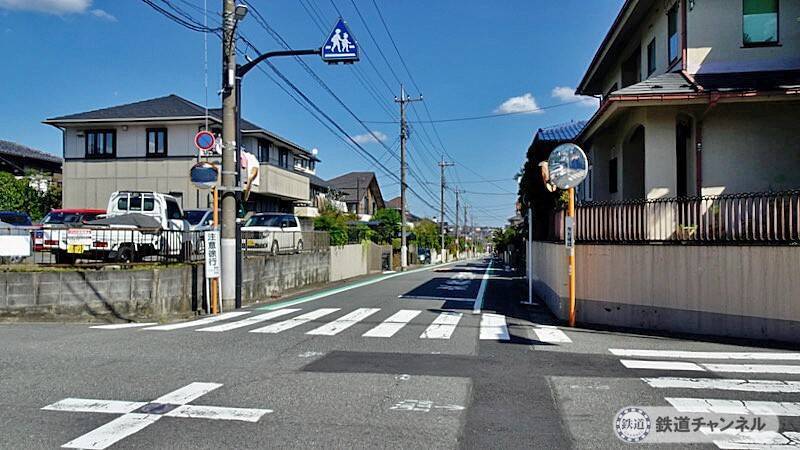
<box><xmin>36</xmin><ymin>209</ymin><xmax>106</xmax><ymax>251</ymax></box>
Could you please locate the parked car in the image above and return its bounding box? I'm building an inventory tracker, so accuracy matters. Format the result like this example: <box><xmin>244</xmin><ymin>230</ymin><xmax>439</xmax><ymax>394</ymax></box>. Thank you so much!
<box><xmin>241</xmin><ymin>213</ymin><xmax>303</xmax><ymax>255</ymax></box>
<box><xmin>49</xmin><ymin>192</ymin><xmax>192</xmax><ymax>264</ymax></box>
<box><xmin>184</xmin><ymin>209</ymin><xmax>214</xmax><ymax>231</ymax></box>
<box><xmin>37</xmin><ymin>209</ymin><xmax>105</xmax><ymax>251</ymax></box>
<box><xmin>0</xmin><ymin>211</ymin><xmax>32</xmax><ymax>227</ymax></box>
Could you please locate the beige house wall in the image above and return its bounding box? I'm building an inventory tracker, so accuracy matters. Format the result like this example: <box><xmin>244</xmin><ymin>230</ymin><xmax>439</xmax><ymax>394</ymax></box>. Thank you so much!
<box><xmin>254</xmin><ymin>164</ymin><xmax>309</xmax><ymax>201</ymax></box>
<box><xmin>687</xmin><ymin>0</ymin><xmax>800</xmax><ymax>74</ymax></box>
<box><xmin>532</xmin><ymin>241</ymin><xmax>800</xmax><ymax>343</ymax></box>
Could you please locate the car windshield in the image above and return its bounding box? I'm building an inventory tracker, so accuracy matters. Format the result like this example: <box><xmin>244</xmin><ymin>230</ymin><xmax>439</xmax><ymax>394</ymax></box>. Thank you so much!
<box><xmin>0</xmin><ymin>213</ymin><xmax>31</xmax><ymax>226</ymax></box>
<box><xmin>245</xmin><ymin>215</ymin><xmax>282</xmax><ymax>227</ymax></box>
<box><xmin>185</xmin><ymin>210</ymin><xmax>207</xmax><ymax>225</ymax></box>
<box><xmin>42</xmin><ymin>212</ymin><xmax>82</xmax><ymax>224</ymax></box>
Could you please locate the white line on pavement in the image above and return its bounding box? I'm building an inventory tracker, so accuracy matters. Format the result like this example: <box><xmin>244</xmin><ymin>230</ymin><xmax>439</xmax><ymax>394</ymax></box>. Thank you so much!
<box><xmin>420</xmin><ymin>312</ymin><xmax>463</xmax><ymax>339</ymax></box>
<box><xmin>249</xmin><ymin>308</ymin><xmax>340</xmax><ymax>334</ymax></box>
<box><xmin>306</xmin><ymin>308</ymin><xmax>381</xmax><ymax>336</ymax></box>
<box><xmin>533</xmin><ymin>326</ymin><xmax>572</xmax><ymax>343</ymax></box>
<box><xmin>363</xmin><ymin>310</ymin><xmax>421</xmax><ymax>338</ymax></box>
<box><xmin>152</xmin><ymin>382</ymin><xmax>223</xmax><ymax>405</ymax></box>
<box><xmin>711</xmin><ymin>431</ymin><xmax>800</xmax><ymax>449</ymax></box>
<box><xmin>703</xmin><ymin>363</ymin><xmax>800</xmax><ymax>374</ymax></box>
<box><xmin>609</xmin><ymin>349</ymin><xmax>800</xmax><ymax>360</ymax></box>
<box><xmin>472</xmin><ymin>260</ymin><xmax>493</xmax><ymax>314</ymax></box>
<box><xmin>666</xmin><ymin>397</ymin><xmax>800</xmax><ymax>416</ymax></box>
<box><xmin>197</xmin><ymin>309</ymin><xmax>300</xmax><ymax>332</ymax></box>
<box><xmin>619</xmin><ymin>359</ymin><xmax>706</xmax><ymax>371</ymax></box>
<box><xmin>642</xmin><ymin>377</ymin><xmax>800</xmax><ymax>393</ymax></box>
<box><xmin>479</xmin><ymin>313</ymin><xmax>510</xmax><ymax>341</ymax></box>
<box><xmin>143</xmin><ymin>312</ymin><xmax>250</xmax><ymax>331</ymax></box>
<box><xmin>42</xmin><ymin>399</ymin><xmax>146</xmax><ymax>415</ymax></box>
<box><xmin>90</xmin><ymin>323</ymin><xmax>157</xmax><ymax>330</ymax></box>
<box><xmin>61</xmin><ymin>413</ymin><xmax>162</xmax><ymax>450</ymax></box>
<box><xmin>165</xmin><ymin>405</ymin><xmax>272</xmax><ymax>422</ymax></box>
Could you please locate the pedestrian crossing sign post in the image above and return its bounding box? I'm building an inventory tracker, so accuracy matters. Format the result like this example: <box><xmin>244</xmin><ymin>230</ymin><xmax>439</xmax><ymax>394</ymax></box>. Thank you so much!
<box><xmin>321</xmin><ymin>18</ymin><xmax>359</xmax><ymax>64</ymax></box>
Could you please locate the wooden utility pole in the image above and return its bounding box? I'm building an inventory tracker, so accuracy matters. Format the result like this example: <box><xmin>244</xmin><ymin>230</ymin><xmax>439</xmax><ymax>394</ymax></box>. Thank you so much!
<box><xmin>438</xmin><ymin>158</ymin><xmax>454</xmax><ymax>260</ymax></box>
<box><xmin>394</xmin><ymin>85</ymin><xmax>422</xmax><ymax>270</ymax></box>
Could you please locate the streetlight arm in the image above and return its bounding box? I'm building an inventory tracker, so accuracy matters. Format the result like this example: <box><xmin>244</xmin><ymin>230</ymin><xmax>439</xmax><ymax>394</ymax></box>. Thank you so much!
<box><xmin>237</xmin><ymin>48</ymin><xmax>321</xmax><ymax>78</ymax></box>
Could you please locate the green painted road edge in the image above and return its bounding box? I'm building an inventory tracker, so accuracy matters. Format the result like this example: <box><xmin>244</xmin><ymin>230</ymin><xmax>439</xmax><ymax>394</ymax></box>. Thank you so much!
<box><xmin>254</xmin><ymin>259</ymin><xmax>475</xmax><ymax>311</ymax></box>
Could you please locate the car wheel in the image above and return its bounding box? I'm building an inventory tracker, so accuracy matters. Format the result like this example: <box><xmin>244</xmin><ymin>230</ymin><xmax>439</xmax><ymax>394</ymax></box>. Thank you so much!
<box><xmin>296</xmin><ymin>239</ymin><xmax>303</xmax><ymax>253</ymax></box>
<box><xmin>116</xmin><ymin>245</ymin><xmax>135</xmax><ymax>263</ymax></box>
<box><xmin>270</xmin><ymin>240</ymin><xmax>279</xmax><ymax>256</ymax></box>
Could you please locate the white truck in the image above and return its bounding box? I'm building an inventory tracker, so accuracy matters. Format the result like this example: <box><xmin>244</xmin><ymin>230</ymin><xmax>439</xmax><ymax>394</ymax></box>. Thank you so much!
<box><xmin>52</xmin><ymin>191</ymin><xmax>193</xmax><ymax>264</ymax></box>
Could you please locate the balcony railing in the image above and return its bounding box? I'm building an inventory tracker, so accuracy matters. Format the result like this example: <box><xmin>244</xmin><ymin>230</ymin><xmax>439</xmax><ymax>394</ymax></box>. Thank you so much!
<box><xmin>556</xmin><ymin>190</ymin><xmax>800</xmax><ymax>245</ymax></box>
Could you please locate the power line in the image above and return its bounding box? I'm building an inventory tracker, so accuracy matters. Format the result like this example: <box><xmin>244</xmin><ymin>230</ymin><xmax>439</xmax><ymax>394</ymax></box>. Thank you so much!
<box><xmin>363</xmin><ymin>100</ymin><xmax>583</xmax><ymax>124</ymax></box>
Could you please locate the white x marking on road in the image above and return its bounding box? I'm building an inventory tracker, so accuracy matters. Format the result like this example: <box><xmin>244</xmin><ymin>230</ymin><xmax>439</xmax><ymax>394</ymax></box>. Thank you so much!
<box><xmin>42</xmin><ymin>382</ymin><xmax>272</xmax><ymax>449</ymax></box>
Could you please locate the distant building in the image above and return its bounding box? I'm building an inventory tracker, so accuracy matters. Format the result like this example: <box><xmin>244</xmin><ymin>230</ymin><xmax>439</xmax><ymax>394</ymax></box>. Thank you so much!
<box><xmin>327</xmin><ymin>171</ymin><xmax>385</xmax><ymax>220</ymax></box>
<box><xmin>0</xmin><ymin>139</ymin><xmax>62</xmax><ymax>178</ymax></box>
<box><xmin>385</xmin><ymin>196</ymin><xmax>422</xmax><ymax>223</ymax></box>
<box><xmin>44</xmin><ymin>94</ymin><xmax>319</xmax><ymax>212</ymax></box>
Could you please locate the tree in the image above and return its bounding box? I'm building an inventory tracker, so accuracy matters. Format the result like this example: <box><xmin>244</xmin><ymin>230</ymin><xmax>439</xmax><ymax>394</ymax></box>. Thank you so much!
<box><xmin>0</xmin><ymin>172</ymin><xmax>61</xmax><ymax>221</ymax></box>
<box><xmin>371</xmin><ymin>208</ymin><xmax>401</xmax><ymax>244</ymax></box>
<box><xmin>313</xmin><ymin>203</ymin><xmax>354</xmax><ymax>246</ymax></box>
<box><xmin>412</xmin><ymin>219</ymin><xmax>440</xmax><ymax>250</ymax></box>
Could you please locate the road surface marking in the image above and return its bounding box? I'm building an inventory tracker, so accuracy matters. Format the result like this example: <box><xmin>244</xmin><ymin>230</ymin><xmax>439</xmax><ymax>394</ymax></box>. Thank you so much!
<box><xmin>42</xmin><ymin>399</ymin><xmax>146</xmax><ymax>415</ymax></box>
<box><xmin>533</xmin><ymin>326</ymin><xmax>572</xmax><ymax>343</ymax></box>
<box><xmin>666</xmin><ymin>398</ymin><xmax>800</xmax><ymax>416</ymax></box>
<box><xmin>363</xmin><ymin>310</ymin><xmax>421</xmax><ymax>337</ymax></box>
<box><xmin>610</xmin><ymin>349</ymin><xmax>800</xmax><ymax>360</ymax></box>
<box><xmin>472</xmin><ymin>260</ymin><xmax>493</xmax><ymax>314</ymax></box>
<box><xmin>711</xmin><ymin>431</ymin><xmax>800</xmax><ymax>449</ymax></box>
<box><xmin>43</xmin><ymin>382</ymin><xmax>271</xmax><ymax>449</ymax></box>
<box><xmin>62</xmin><ymin>413</ymin><xmax>161</xmax><ymax>450</ymax></box>
<box><xmin>90</xmin><ymin>323</ymin><xmax>157</xmax><ymax>330</ymax></box>
<box><xmin>197</xmin><ymin>309</ymin><xmax>300</xmax><ymax>332</ymax></box>
<box><xmin>143</xmin><ymin>312</ymin><xmax>249</xmax><ymax>331</ymax></box>
<box><xmin>479</xmin><ymin>313</ymin><xmax>510</xmax><ymax>341</ymax></box>
<box><xmin>620</xmin><ymin>359</ymin><xmax>706</xmax><ymax>371</ymax></box>
<box><xmin>420</xmin><ymin>312</ymin><xmax>462</xmax><ymax>339</ymax></box>
<box><xmin>249</xmin><ymin>308</ymin><xmax>340</xmax><ymax>334</ymax></box>
<box><xmin>390</xmin><ymin>399</ymin><xmax>465</xmax><ymax>412</ymax></box>
<box><xmin>643</xmin><ymin>377</ymin><xmax>800</xmax><ymax>393</ymax></box>
<box><xmin>256</xmin><ymin>259</ymin><xmax>468</xmax><ymax>311</ymax></box>
<box><xmin>165</xmin><ymin>405</ymin><xmax>271</xmax><ymax>422</ymax></box>
<box><xmin>306</xmin><ymin>308</ymin><xmax>381</xmax><ymax>336</ymax></box>
<box><xmin>703</xmin><ymin>363</ymin><xmax>800</xmax><ymax>374</ymax></box>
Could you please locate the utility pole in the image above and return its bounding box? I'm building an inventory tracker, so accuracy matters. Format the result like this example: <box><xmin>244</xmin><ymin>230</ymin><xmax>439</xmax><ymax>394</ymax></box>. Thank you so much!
<box><xmin>394</xmin><ymin>84</ymin><xmax>422</xmax><ymax>270</ymax></box>
<box><xmin>220</xmin><ymin>0</ymin><xmax>238</xmax><ymax>311</ymax></box>
<box><xmin>454</xmin><ymin>190</ymin><xmax>460</xmax><ymax>255</ymax></box>
<box><xmin>438</xmin><ymin>157</ymin><xmax>454</xmax><ymax>261</ymax></box>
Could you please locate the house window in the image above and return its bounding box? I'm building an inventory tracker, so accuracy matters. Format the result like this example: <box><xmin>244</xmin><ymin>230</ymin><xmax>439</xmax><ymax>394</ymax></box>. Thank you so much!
<box><xmin>85</xmin><ymin>129</ymin><xmax>115</xmax><ymax>158</ymax></box>
<box><xmin>647</xmin><ymin>38</ymin><xmax>657</xmax><ymax>75</ymax></box>
<box><xmin>257</xmin><ymin>140</ymin><xmax>270</xmax><ymax>163</ymax></box>
<box><xmin>667</xmin><ymin>4</ymin><xmax>679</xmax><ymax>64</ymax></box>
<box><xmin>278</xmin><ymin>148</ymin><xmax>289</xmax><ymax>168</ymax></box>
<box><xmin>309</xmin><ymin>160</ymin><xmax>316</xmax><ymax>171</ymax></box>
<box><xmin>743</xmin><ymin>0</ymin><xmax>778</xmax><ymax>46</ymax></box>
<box><xmin>609</xmin><ymin>158</ymin><xmax>619</xmax><ymax>194</ymax></box>
<box><xmin>146</xmin><ymin>128</ymin><xmax>168</xmax><ymax>157</ymax></box>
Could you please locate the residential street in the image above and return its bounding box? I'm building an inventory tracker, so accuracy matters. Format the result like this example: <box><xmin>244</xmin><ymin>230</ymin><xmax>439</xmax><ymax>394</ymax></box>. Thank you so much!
<box><xmin>1</xmin><ymin>258</ymin><xmax>797</xmax><ymax>449</ymax></box>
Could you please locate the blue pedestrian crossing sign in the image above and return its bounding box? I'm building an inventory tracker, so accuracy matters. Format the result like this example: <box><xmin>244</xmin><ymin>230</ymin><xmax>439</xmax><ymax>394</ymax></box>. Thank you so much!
<box><xmin>321</xmin><ymin>18</ymin><xmax>359</xmax><ymax>64</ymax></box>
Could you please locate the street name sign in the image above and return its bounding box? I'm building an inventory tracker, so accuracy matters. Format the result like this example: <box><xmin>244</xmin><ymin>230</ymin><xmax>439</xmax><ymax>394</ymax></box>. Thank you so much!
<box><xmin>321</xmin><ymin>18</ymin><xmax>359</xmax><ymax>63</ymax></box>
<box><xmin>547</xmin><ymin>143</ymin><xmax>588</xmax><ymax>190</ymax></box>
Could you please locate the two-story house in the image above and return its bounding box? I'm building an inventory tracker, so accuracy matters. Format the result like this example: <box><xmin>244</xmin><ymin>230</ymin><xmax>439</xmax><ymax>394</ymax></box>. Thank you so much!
<box><xmin>44</xmin><ymin>95</ymin><xmax>319</xmax><ymax>212</ymax></box>
<box><xmin>327</xmin><ymin>171</ymin><xmax>386</xmax><ymax>221</ymax></box>
<box><xmin>575</xmin><ymin>0</ymin><xmax>799</xmax><ymax>203</ymax></box>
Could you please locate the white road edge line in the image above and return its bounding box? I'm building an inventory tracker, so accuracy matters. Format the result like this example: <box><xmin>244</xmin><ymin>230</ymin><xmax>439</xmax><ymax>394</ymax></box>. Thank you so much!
<box><xmin>472</xmin><ymin>259</ymin><xmax>493</xmax><ymax>314</ymax></box>
<box><xmin>609</xmin><ymin>348</ymin><xmax>800</xmax><ymax>361</ymax></box>
<box><xmin>90</xmin><ymin>323</ymin><xmax>158</xmax><ymax>330</ymax></box>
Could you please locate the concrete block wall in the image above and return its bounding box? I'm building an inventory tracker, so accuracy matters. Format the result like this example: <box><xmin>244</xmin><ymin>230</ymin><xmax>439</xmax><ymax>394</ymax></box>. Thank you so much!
<box><xmin>330</xmin><ymin>244</ymin><xmax>369</xmax><ymax>282</ymax></box>
<box><xmin>531</xmin><ymin>241</ymin><xmax>800</xmax><ymax>344</ymax></box>
<box><xmin>241</xmin><ymin>251</ymin><xmax>330</xmax><ymax>304</ymax></box>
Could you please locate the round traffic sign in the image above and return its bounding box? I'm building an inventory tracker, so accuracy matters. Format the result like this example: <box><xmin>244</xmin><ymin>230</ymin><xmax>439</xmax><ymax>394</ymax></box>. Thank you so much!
<box><xmin>547</xmin><ymin>143</ymin><xmax>588</xmax><ymax>190</ymax></box>
<box><xmin>190</xmin><ymin>162</ymin><xmax>219</xmax><ymax>189</ymax></box>
<box><xmin>195</xmin><ymin>130</ymin><xmax>216</xmax><ymax>152</ymax></box>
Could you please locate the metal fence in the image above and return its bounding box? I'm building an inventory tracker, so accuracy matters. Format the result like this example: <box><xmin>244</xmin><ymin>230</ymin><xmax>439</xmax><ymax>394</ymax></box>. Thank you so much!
<box><xmin>573</xmin><ymin>190</ymin><xmax>800</xmax><ymax>245</ymax></box>
<box><xmin>241</xmin><ymin>230</ymin><xmax>330</xmax><ymax>257</ymax></box>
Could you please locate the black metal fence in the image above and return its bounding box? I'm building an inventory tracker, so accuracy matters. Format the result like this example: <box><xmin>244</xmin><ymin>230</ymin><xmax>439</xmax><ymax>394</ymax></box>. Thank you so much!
<box><xmin>241</xmin><ymin>230</ymin><xmax>330</xmax><ymax>257</ymax></box>
<box><xmin>573</xmin><ymin>190</ymin><xmax>800</xmax><ymax>245</ymax></box>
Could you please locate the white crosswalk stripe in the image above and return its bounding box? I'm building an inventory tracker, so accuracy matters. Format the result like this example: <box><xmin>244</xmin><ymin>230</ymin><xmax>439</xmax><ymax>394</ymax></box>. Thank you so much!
<box><xmin>198</xmin><ymin>309</ymin><xmax>300</xmax><ymax>332</ymax></box>
<box><xmin>533</xmin><ymin>325</ymin><xmax>572</xmax><ymax>343</ymax></box>
<box><xmin>642</xmin><ymin>377</ymin><xmax>800</xmax><ymax>393</ymax></box>
<box><xmin>703</xmin><ymin>364</ymin><xmax>800</xmax><ymax>374</ymax></box>
<box><xmin>666</xmin><ymin>397</ymin><xmax>800</xmax><ymax>416</ymax></box>
<box><xmin>479</xmin><ymin>313</ymin><xmax>509</xmax><ymax>341</ymax></box>
<box><xmin>420</xmin><ymin>312</ymin><xmax>463</xmax><ymax>339</ymax></box>
<box><xmin>306</xmin><ymin>308</ymin><xmax>381</xmax><ymax>336</ymax></box>
<box><xmin>249</xmin><ymin>308</ymin><xmax>340</xmax><ymax>334</ymax></box>
<box><xmin>143</xmin><ymin>312</ymin><xmax>250</xmax><ymax>331</ymax></box>
<box><xmin>610</xmin><ymin>348</ymin><xmax>800</xmax><ymax>361</ymax></box>
<box><xmin>363</xmin><ymin>310</ymin><xmax>421</xmax><ymax>338</ymax></box>
<box><xmin>620</xmin><ymin>359</ymin><xmax>707</xmax><ymax>371</ymax></box>
<box><xmin>711</xmin><ymin>431</ymin><xmax>800</xmax><ymax>449</ymax></box>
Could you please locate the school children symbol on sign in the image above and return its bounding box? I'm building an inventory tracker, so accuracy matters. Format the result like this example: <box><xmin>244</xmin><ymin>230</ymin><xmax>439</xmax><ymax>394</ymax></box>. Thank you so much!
<box><xmin>321</xmin><ymin>18</ymin><xmax>359</xmax><ymax>63</ymax></box>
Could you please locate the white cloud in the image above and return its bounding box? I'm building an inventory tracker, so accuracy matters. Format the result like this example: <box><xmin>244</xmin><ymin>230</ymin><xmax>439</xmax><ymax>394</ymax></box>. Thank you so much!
<box><xmin>551</xmin><ymin>86</ymin><xmax>600</xmax><ymax>108</ymax></box>
<box><xmin>494</xmin><ymin>93</ymin><xmax>542</xmax><ymax>115</ymax></box>
<box><xmin>0</xmin><ymin>0</ymin><xmax>91</xmax><ymax>14</ymax></box>
<box><xmin>90</xmin><ymin>8</ymin><xmax>115</xmax><ymax>21</ymax></box>
<box><xmin>352</xmin><ymin>131</ymin><xmax>388</xmax><ymax>145</ymax></box>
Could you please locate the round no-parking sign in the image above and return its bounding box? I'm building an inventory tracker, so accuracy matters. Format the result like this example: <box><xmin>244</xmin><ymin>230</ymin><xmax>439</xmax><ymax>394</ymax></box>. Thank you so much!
<box><xmin>195</xmin><ymin>130</ymin><xmax>216</xmax><ymax>153</ymax></box>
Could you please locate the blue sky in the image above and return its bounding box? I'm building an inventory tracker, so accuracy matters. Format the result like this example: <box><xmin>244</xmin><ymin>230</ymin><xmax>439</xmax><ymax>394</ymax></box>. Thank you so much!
<box><xmin>0</xmin><ymin>0</ymin><xmax>622</xmax><ymax>226</ymax></box>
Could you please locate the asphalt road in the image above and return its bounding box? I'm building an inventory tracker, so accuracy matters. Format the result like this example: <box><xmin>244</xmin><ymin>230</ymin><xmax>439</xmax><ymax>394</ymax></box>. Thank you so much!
<box><xmin>1</xmin><ymin>258</ymin><xmax>798</xmax><ymax>449</ymax></box>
